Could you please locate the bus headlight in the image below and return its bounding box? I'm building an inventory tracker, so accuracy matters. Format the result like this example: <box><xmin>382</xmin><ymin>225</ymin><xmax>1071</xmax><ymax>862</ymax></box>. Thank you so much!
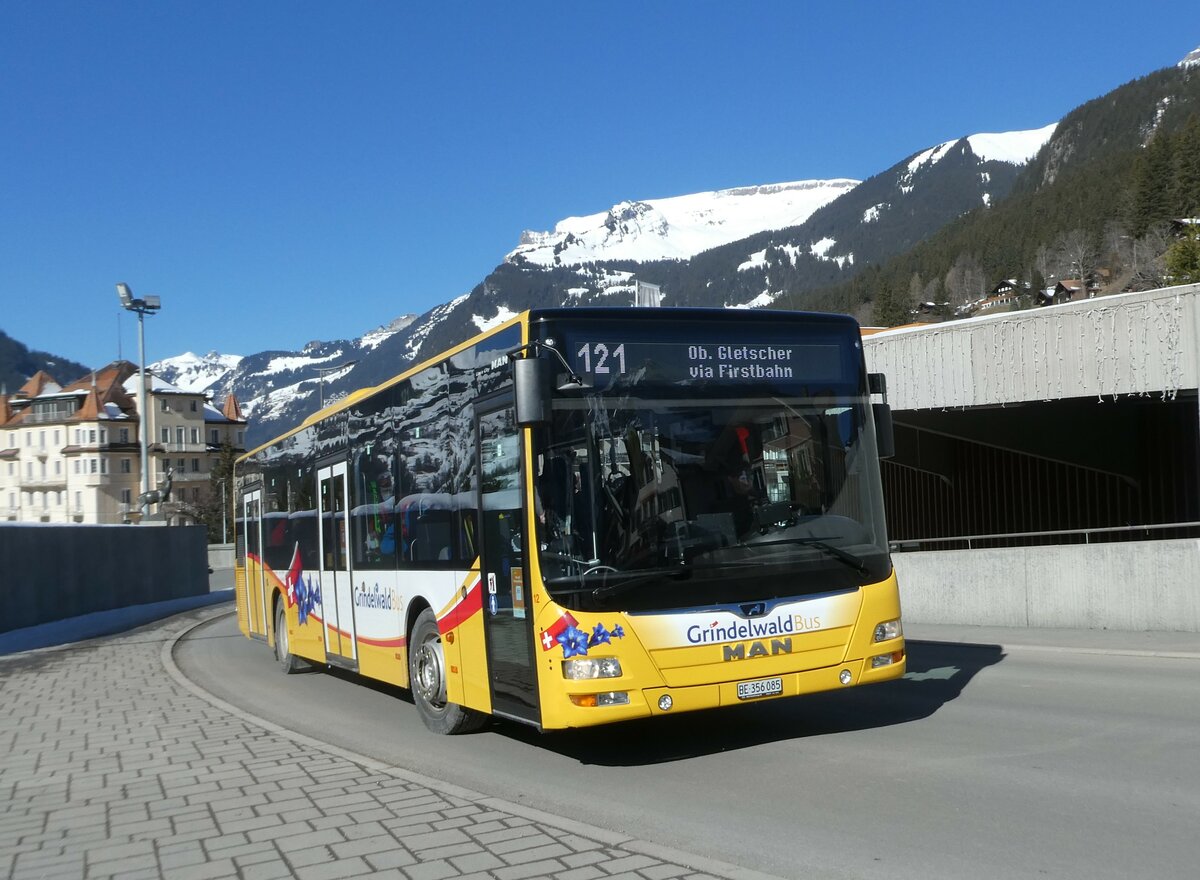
<box><xmin>562</xmin><ymin>657</ymin><xmax>623</xmax><ymax>680</ymax></box>
<box><xmin>873</xmin><ymin>619</ymin><xmax>902</xmax><ymax>642</ymax></box>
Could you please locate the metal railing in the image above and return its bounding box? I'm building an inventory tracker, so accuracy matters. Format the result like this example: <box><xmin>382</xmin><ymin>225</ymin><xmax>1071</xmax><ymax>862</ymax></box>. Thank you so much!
<box><xmin>891</xmin><ymin>521</ymin><xmax>1200</xmax><ymax>551</ymax></box>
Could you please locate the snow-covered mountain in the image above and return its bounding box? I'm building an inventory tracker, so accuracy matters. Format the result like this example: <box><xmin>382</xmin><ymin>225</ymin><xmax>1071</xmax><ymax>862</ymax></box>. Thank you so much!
<box><xmin>508</xmin><ymin>179</ymin><xmax>860</xmax><ymax>268</ymax></box>
<box><xmin>150</xmin><ymin>315</ymin><xmax>417</xmax><ymax>428</ymax></box>
<box><xmin>150</xmin><ymin>351</ymin><xmax>243</xmax><ymax>394</ymax></box>
<box><xmin>178</xmin><ymin>123</ymin><xmax>1060</xmax><ymax>447</ymax></box>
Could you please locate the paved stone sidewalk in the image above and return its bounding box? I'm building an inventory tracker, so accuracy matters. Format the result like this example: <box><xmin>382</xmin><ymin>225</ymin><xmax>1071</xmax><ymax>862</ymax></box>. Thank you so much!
<box><xmin>0</xmin><ymin>608</ymin><xmax>773</xmax><ymax>880</ymax></box>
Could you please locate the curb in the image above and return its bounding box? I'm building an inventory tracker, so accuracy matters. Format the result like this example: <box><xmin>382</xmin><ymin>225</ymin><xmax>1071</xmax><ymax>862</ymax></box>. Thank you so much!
<box><xmin>906</xmin><ymin>637</ymin><xmax>1200</xmax><ymax>661</ymax></box>
<box><xmin>164</xmin><ymin>610</ymin><xmax>787</xmax><ymax>880</ymax></box>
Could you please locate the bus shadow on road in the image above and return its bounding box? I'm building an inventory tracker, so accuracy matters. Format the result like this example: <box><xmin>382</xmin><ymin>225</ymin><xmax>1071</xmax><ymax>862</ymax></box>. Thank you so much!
<box><xmin>511</xmin><ymin>639</ymin><xmax>1005</xmax><ymax>766</ymax></box>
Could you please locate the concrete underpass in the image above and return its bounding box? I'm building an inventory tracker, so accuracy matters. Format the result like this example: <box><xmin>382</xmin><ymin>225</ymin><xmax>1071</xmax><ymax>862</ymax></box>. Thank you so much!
<box><xmin>863</xmin><ymin>283</ymin><xmax>1200</xmax><ymax>630</ymax></box>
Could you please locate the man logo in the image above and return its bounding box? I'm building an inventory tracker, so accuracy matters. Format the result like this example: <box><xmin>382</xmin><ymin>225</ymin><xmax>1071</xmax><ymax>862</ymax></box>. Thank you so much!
<box><xmin>740</xmin><ymin>602</ymin><xmax>766</xmax><ymax>617</ymax></box>
<box><xmin>724</xmin><ymin>638</ymin><xmax>792</xmax><ymax>661</ymax></box>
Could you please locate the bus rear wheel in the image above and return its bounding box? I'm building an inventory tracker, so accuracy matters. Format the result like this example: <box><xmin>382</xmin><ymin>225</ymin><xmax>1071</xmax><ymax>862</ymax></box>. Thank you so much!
<box><xmin>275</xmin><ymin>601</ymin><xmax>306</xmax><ymax>674</ymax></box>
<box><xmin>408</xmin><ymin>608</ymin><xmax>486</xmax><ymax>734</ymax></box>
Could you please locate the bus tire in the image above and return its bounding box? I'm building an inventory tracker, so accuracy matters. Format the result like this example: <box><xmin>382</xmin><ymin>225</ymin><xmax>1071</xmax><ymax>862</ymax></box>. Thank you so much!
<box><xmin>408</xmin><ymin>608</ymin><xmax>486</xmax><ymax>734</ymax></box>
<box><xmin>275</xmin><ymin>601</ymin><xmax>306</xmax><ymax>674</ymax></box>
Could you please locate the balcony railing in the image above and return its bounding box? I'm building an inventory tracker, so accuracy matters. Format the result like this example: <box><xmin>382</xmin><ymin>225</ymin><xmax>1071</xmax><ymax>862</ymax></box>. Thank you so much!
<box><xmin>172</xmin><ymin>471</ymin><xmax>210</xmax><ymax>483</ymax></box>
<box><xmin>18</xmin><ymin>474</ymin><xmax>68</xmax><ymax>489</ymax></box>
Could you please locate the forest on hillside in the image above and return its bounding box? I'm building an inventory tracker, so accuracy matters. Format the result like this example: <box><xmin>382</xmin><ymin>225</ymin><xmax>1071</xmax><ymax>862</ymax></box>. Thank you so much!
<box><xmin>793</xmin><ymin>90</ymin><xmax>1200</xmax><ymax>327</ymax></box>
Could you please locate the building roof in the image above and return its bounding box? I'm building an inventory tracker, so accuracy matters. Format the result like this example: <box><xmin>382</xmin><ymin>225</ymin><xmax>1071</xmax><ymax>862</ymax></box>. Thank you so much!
<box><xmin>17</xmin><ymin>370</ymin><xmax>60</xmax><ymax>399</ymax></box>
<box><xmin>1</xmin><ymin>361</ymin><xmax>139</xmax><ymax>426</ymax></box>
<box><xmin>222</xmin><ymin>393</ymin><xmax>243</xmax><ymax>422</ymax></box>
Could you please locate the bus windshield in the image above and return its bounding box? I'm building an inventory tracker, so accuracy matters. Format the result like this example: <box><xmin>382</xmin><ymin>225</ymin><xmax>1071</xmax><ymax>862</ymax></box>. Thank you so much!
<box><xmin>533</xmin><ymin>386</ymin><xmax>891</xmax><ymax>612</ymax></box>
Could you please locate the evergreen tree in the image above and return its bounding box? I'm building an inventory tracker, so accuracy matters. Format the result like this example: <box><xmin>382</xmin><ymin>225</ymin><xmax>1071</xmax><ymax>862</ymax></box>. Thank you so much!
<box><xmin>871</xmin><ymin>282</ymin><xmax>912</xmax><ymax>327</ymax></box>
<box><xmin>199</xmin><ymin>442</ymin><xmax>239</xmax><ymax>543</ymax></box>
<box><xmin>1165</xmin><ymin>224</ymin><xmax>1200</xmax><ymax>284</ymax></box>
<box><xmin>1175</xmin><ymin>114</ymin><xmax>1200</xmax><ymax>217</ymax></box>
<box><xmin>1131</xmin><ymin>133</ymin><xmax>1174</xmax><ymax>235</ymax></box>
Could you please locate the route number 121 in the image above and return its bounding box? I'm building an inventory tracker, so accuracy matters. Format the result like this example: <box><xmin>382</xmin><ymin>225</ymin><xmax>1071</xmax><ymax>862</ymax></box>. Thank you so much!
<box><xmin>576</xmin><ymin>342</ymin><xmax>626</xmax><ymax>375</ymax></box>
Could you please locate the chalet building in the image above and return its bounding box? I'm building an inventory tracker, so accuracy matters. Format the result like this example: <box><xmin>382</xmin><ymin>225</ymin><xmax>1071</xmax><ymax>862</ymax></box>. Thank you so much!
<box><xmin>990</xmin><ymin>279</ymin><xmax>1022</xmax><ymax>298</ymax></box>
<box><xmin>1054</xmin><ymin>279</ymin><xmax>1088</xmax><ymax>302</ymax></box>
<box><xmin>0</xmin><ymin>361</ymin><xmax>246</xmax><ymax>525</ymax></box>
<box><xmin>977</xmin><ymin>289</ymin><xmax>1021</xmax><ymax>312</ymax></box>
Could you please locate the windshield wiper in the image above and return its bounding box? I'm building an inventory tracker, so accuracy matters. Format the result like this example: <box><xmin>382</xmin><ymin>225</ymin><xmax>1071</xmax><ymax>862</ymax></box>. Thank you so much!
<box><xmin>544</xmin><ymin>565</ymin><xmax>689</xmax><ymax>601</ymax></box>
<box><xmin>737</xmin><ymin>536</ymin><xmax>868</xmax><ymax>574</ymax></box>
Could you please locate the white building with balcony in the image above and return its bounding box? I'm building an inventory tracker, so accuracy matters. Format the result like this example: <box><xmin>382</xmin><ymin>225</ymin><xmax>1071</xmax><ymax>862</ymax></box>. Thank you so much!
<box><xmin>0</xmin><ymin>361</ymin><xmax>246</xmax><ymax>525</ymax></box>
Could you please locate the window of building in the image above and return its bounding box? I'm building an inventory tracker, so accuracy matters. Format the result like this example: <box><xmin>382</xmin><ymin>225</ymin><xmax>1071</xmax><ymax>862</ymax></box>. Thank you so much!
<box><xmin>160</xmin><ymin>398</ymin><xmax>170</xmax><ymax>412</ymax></box>
<box><xmin>89</xmin><ymin>460</ymin><xmax>97</xmax><ymax>474</ymax></box>
<box><xmin>121</xmin><ymin>489</ymin><xmax>131</xmax><ymax>505</ymax></box>
<box><xmin>54</xmin><ymin>461</ymin><xmax>60</xmax><ymax>475</ymax></box>
<box><xmin>236</xmin><ymin>431</ymin><xmax>245</xmax><ymax>446</ymax></box>
<box><xmin>74</xmin><ymin>460</ymin><xmax>80</xmax><ymax>474</ymax></box>
<box><xmin>39</xmin><ymin>431</ymin><xmax>45</xmax><ymax>448</ymax></box>
<box><xmin>121</xmin><ymin>458</ymin><xmax>131</xmax><ymax>474</ymax></box>
<box><xmin>192</xmin><ymin>487</ymin><xmax>201</xmax><ymax>501</ymax></box>
<box><xmin>100</xmin><ymin>459</ymin><xmax>107</xmax><ymax>475</ymax></box>
<box><xmin>99</xmin><ymin>429</ymin><xmax>106</xmax><ymax>444</ymax></box>
<box><xmin>75</xmin><ymin>491</ymin><xmax>82</xmax><ymax>510</ymax></box>
<box><xmin>210</xmin><ymin>429</ymin><xmax>219</xmax><ymax>445</ymax></box>
<box><xmin>190</xmin><ymin>400</ymin><xmax>197</xmax><ymax>412</ymax></box>
<box><xmin>190</xmin><ymin>427</ymin><xmax>199</xmax><ymax>444</ymax></box>
<box><xmin>162</xmin><ymin>427</ymin><xmax>170</xmax><ymax>443</ymax></box>
<box><xmin>191</xmin><ymin>458</ymin><xmax>201</xmax><ymax>473</ymax></box>
<box><xmin>176</xmin><ymin>427</ymin><xmax>185</xmax><ymax>446</ymax></box>
<box><xmin>177</xmin><ymin>458</ymin><xmax>185</xmax><ymax>474</ymax></box>
<box><xmin>120</xmin><ymin>428</ymin><xmax>129</xmax><ymax>443</ymax></box>
<box><xmin>53</xmin><ymin>430</ymin><xmax>59</xmax><ymax>445</ymax></box>
<box><xmin>89</xmin><ymin>430</ymin><xmax>96</xmax><ymax>443</ymax></box>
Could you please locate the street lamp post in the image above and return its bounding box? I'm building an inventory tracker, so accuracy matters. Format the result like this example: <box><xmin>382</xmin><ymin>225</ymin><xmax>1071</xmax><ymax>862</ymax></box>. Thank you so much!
<box><xmin>314</xmin><ymin>360</ymin><xmax>357</xmax><ymax>409</ymax></box>
<box><xmin>116</xmin><ymin>283</ymin><xmax>162</xmax><ymax>521</ymax></box>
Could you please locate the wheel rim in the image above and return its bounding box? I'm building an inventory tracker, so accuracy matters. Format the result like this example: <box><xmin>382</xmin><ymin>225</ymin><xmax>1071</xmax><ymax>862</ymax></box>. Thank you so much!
<box><xmin>276</xmin><ymin>608</ymin><xmax>288</xmax><ymax>660</ymax></box>
<box><xmin>414</xmin><ymin>631</ymin><xmax>447</xmax><ymax>709</ymax></box>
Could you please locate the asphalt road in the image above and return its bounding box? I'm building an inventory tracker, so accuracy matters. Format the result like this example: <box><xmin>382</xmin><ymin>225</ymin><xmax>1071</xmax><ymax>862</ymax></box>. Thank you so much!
<box><xmin>176</xmin><ymin>613</ymin><xmax>1200</xmax><ymax>880</ymax></box>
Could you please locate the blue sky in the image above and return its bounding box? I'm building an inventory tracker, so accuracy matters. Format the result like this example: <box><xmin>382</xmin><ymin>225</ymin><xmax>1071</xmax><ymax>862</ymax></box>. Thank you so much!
<box><xmin>1</xmin><ymin>1</ymin><xmax>1196</xmax><ymax>374</ymax></box>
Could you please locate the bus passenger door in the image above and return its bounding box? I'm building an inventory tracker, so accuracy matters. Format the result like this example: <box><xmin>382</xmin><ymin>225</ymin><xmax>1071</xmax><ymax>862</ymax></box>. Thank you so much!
<box><xmin>243</xmin><ymin>489</ymin><xmax>268</xmax><ymax>638</ymax></box>
<box><xmin>317</xmin><ymin>461</ymin><xmax>358</xmax><ymax>667</ymax></box>
<box><xmin>477</xmin><ymin>403</ymin><xmax>540</xmax><ymax>724</ymax></box>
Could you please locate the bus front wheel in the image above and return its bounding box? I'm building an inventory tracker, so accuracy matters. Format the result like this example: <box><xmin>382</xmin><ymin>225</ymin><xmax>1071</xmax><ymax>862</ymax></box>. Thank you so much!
<box><xmin>408</xmin><ymin>608</ymin><xmax>486</xmax><ymax>735</ymax></box>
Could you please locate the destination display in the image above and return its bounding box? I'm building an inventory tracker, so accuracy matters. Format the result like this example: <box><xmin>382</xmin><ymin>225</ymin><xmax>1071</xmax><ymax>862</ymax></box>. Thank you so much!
<box><xmin>563</xmin><ymin>338</ymin><xmax>848</xmax><ymax>386</ymax></box>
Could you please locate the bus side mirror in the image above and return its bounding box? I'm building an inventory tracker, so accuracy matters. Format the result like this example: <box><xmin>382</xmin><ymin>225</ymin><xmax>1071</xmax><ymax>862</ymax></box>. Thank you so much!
<box><xmin>873</xmin><ymin>402</ymin><xmax>895</xmax><ymax>460</ymax></box>
<box><xmin>514</xmin><ymin>357</ymin><xmax>553</xmax><ymax>426</ymax></box>
<box><xmin>867</xmin><ymin>372</ymin><xmax>894</xmax><ymax>459</ymax></box>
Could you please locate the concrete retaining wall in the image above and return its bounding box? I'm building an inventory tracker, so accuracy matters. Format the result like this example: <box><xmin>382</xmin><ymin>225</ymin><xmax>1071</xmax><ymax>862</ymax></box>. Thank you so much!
<box><xmin>893</xmin><ymin>538</ymin><xmax>1200</xmax><ymax>632</ymax></box>
<box><xmin>207</xmin><ymin>543</ymin><xmax>235</xmax><ymax>571</ymax></box>
<box><xmin>1</xmin><ymin>524</ymin><xmax>210</xmax><ymax>633</ymax></box>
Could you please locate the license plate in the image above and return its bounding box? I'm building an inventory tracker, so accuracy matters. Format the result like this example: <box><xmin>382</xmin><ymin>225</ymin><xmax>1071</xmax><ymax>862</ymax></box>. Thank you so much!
<box><xmin>737</xmin><ymin>676</ymin><xmax>783</xmax><ymax>700</ymax></box>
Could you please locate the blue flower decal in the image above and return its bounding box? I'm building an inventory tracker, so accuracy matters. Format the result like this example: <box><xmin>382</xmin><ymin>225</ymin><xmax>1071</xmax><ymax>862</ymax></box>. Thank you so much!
<box><xmin>611</xmin><ymin>625</ymin><xmax>625</xmax><ymax>640</ymax></box>
<box><xmin>295</xmin><ymin>574</ymin><xmax>321</xmax><ymax>626</ymax></box>
<box><xmin>558</xmin><ymin>625</ymin><xmax>591</xmax><ymax>658</ymax></box>
<box><xmin>588</xmin><ymin>623</ymin><xmax>611</xmax><ymax>647</ymax></box>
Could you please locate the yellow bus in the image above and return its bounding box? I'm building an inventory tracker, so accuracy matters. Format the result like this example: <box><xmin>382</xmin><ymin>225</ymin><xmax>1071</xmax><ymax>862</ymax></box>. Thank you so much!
<box><xmin>235</xmin><ymin>308</ymin><xmax>905</xmax><ymax>733</ymax></box>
